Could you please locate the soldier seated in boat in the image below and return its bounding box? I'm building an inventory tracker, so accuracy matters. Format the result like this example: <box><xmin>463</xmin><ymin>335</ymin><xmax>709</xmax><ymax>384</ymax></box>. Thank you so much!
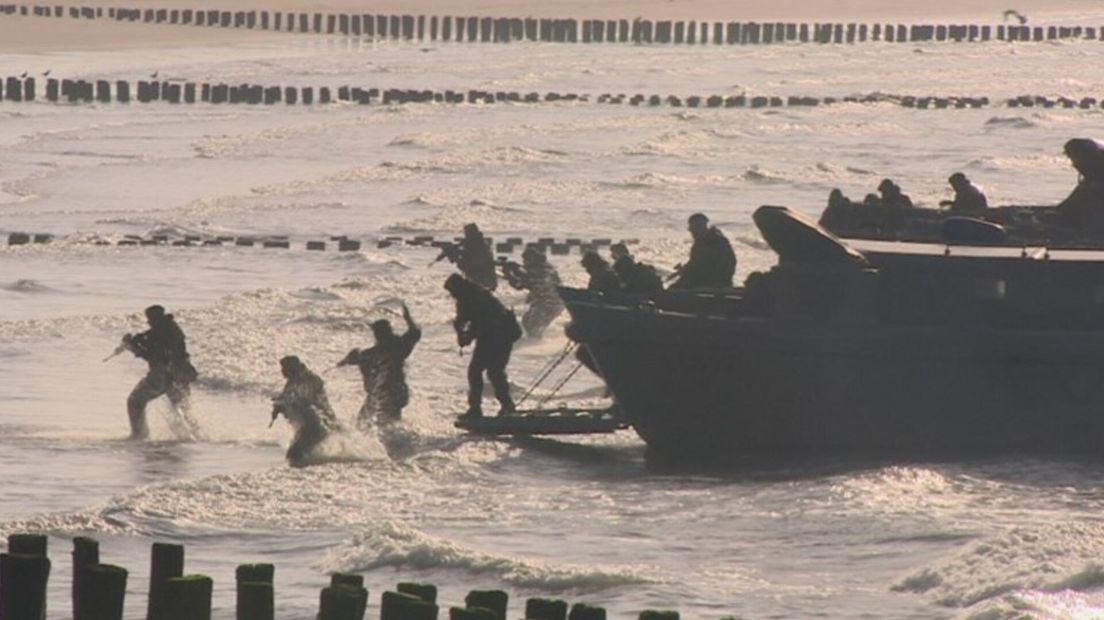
<box><xmin>610</xmin><ymin>243</ymin><xmax>664</xmax><ymax>294</ymax></box>
<box><xmin>819</xmin><ymin>188</ymin><xmax>857</xmax><ymax>230</ymax></box>
<box><xmin>445</xmin><ymin>274</ymin><xmax>522</xmax><ymax>419</ymax></box>
<box><xmin>877</xmin><ymin>178</ymin><xmax>914</xmax><ymax>210</ymax></box>
<box><xmin>669</xmin><ymin>212</ymin><xmax>737</xmax><ymax>290</ymax></box>
<box><xmin>581</xmin><ymin>250</ymin><xmax>621</xmax><ymax>294</ymax></box>
<box><xmin>1057</xmin><ymin>138</ymin><xmax>1104</xmax><ymax>230</ymax></box>
<box><xmin>433</xmin><ymin>223</ymin><xmax>498</xmax><ymax>291</ymax></box>
<box><xmin>271</xmin><ymin>355</ymin><xmax>339</xmax><ymax>467</ymax></box>
<box><xmin>502</xmin><ymin>246</ymin><xmax>564</xmax><ymax>338</ymax></box>
<box><xmin>940</xmin><ymin>172</ymin><xmax>988</xmax><ymax>213</ymax></box>
<box><xmin>337</xmin><ymin>303</ymin><xmax>421</xmax><ymax>427</ymax></box>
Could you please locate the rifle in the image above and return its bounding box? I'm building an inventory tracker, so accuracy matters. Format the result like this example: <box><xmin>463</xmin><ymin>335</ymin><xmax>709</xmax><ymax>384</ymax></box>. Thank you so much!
<box><xmin>101</xmin><ymin>335</ymin><xmax>132</xmax><ymax>362</ymax></box>
<box><xmin>430</xmin><ymin>242</ymin><xmax>460</xmax><ymax>266</ymax></box>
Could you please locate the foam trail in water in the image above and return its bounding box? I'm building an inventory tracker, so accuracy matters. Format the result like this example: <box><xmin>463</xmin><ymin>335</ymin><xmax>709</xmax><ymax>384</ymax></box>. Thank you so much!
<box><xmin>317</xmin><ymin>521</ymin><xmax>656</xmax><ymax>591</ymax></box>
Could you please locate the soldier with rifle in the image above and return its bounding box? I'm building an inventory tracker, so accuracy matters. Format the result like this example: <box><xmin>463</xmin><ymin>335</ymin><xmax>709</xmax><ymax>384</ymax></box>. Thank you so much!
<box><xmin>433</xmin><ymin>223</ymin><xmax>497</xmax><ymax>291</ymax></box>
<box><xmin>501</xmin><ymin>246</ymin><xmax>564</xmax><ymax>338</ymax></box>
<box><xmin>270</xmin><ymin>355</ymin><xmax>339</xmax><ymax>467</ymax></box>
<box><xmin>115</xmin><ymin>305</ymin><xmax>198</xmax><ymax>440</ymax></box>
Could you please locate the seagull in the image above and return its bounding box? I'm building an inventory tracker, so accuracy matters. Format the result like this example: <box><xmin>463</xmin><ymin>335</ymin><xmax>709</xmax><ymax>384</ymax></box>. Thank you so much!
<box><xmin>150</xmin><ymin>71</ymin><xmax>159</xmax><ymax>79</ymax></box>
<box><xmin>42</xmin><ymin>69</ymin><xmax>50</xmax><ymax>76</ymax></box>
<box><xmin>18</xmin><ymin>71</ymin><xmax>27</xmax><ymax>78</ymax></box>
<box><xmin>1002</xmin><ymin>9</ymin><xmax>1028</xmax><ymax>25</ymax></box>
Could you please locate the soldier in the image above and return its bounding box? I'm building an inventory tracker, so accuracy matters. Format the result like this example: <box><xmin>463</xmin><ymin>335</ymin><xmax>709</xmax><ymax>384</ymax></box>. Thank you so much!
<box><xmin>669</xmin><ymin>213</ymin><xmax>737</xmax><ymax>290</ymax></box>
<box><xmin>271</xmin><ymin>355</ymin><xmax>339</xmax><ymax>467</ymax></box>
<box><xmin>122</xmin><ymin>305</ymin><xmax>198</xmax><ymax>440</ymax></box>
<box><xmin>444</xmin><ymin>274</ymin><xmax>522</xmax><ymax>419</ymax></box>
<box><xmin>435</xmin><ymin>223</ymin><xmax>497</xmax><ymax>291</ymax></box>
<box><xmin>502</xmin><ymin>246</ymin><xmax>564</xmax><ymax>338</ymax></box>
<box><xmin>338</xmin><ymin>304</ymin><xmax>421</xmax><ymax>426</ymax></box>
<box><xmin>610</xmin><ymin>243</ymin><xmax>664</xmax><ymax>294</ymax></box>
<box><xmin>940</xmin><ymin>173</ymin><xmax>988</xmax><ymax>213</ymax></box>
<box><xmin>1057</xmin><ymin>138</ymin><xmax>1104</xmax><ymax>230</ymax></box>
<box><xmin>581</xmin><ymin>251</ymin><xmax>621</xmax><ymax>293</ymax></box>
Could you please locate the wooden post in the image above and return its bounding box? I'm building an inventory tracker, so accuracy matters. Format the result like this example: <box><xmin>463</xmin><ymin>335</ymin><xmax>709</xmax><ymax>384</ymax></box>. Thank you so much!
<box><xmin>382</xmin><ymin>591</ymin><xmax>437</xmax><ymax>620</ymax></box>
<box><xmin>164</xmin><ymin>575</ymin><xmax>212</xmax><ymax>620</ymax></box>
<box><xmin>567</xmin><ymin>604</ymin><xmax>606</xmax><ymax>620</ymax></box>
<box><xmin>639</xmin><ymin>612</ymin><xmax>679</xmax><ymax>620</ymax></box>
<box><xmin>398</xmin><ymin>582</ymin><xmax>437</xmax><ymax>602</ymax></box>
<box><xmin>319</xmin><ymin>585</ymin><xmax>365</xmax><ymax>620</ymax></box>
<box><xmin>237</xmin><ymin>581</ymin><xmax>273</xmax><ymax>620</ymax></box>
<box><xmin>147</xmin><ymin>542</ymin><xmax>184</xmax><ymax>620</ymax></box>
<box><xmin>9</xmin><ymin>534</ymin><xmax>47</xmax><ymax>556</ymax></box>
<box><xmin>85</xmin><ymin>564</ymin><xmax>127</xmax><ymax>620</ymax></box>
<box><xmin>526</xmin><ymin>598</ymin><xmax>568</xmax><ymax>620</ymax></box>
<box><xmin>72</xmin><ymin>537</ymin><xmax>100</xmax><ymax>620</ymax></box>
<box><xmin>0</xmin><ymin>553</ymin><xmax>51</xmax><ymax>620</ymax></box>
<box><xmin>465</xmin><ymin>591</ymin><xmax>507</xmax><ymax>620</ymax></box>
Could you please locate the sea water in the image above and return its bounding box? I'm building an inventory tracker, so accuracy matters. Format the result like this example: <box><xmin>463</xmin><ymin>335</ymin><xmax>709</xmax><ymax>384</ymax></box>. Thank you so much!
<box><xmin>4</xmin><ymin>20</ymin><xmax>1104</xmax><ymax>619</ymax></box>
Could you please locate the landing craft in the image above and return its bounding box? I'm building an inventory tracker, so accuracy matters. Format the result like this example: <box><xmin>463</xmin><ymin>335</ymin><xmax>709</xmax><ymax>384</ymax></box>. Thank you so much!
<box><xmin>563</xmin><ymin>206</ymin><xmax>1104</xmax><ymax>463</ymax></box>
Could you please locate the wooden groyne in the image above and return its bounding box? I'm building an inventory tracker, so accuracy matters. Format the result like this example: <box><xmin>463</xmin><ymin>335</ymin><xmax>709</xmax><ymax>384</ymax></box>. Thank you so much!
<box><xmin>1</xmin><ymin>75</ymin><xmax>1102</xmax><ymax>112</ymax></box>
<box><xmin>1</xmin><ymin>3</ymin><xmax>1103</xmax><ymax>46</ymax></box>
<box><xmin>4</xmin><ymin>232</ymin><xmax>636</xmax><ymax>259</ymax></box>
<box><xmin>0</xmin><ymin>533</ymin><xmax>719</xmax><ymax>620</ymax></box>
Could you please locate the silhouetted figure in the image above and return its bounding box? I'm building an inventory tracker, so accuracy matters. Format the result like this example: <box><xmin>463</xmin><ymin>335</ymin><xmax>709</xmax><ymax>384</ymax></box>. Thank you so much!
<box><xmin>1057</xmin><ymin>138</ymin><xmax>1104</xmax><ymax>230</ymax></box>
<box><xmin>123</xmin><ymin>305</ymin><xmax>198</xmax><ymax>439</ymax></box>
<box><xmin>940</xmin><ymin>173</ymin><xmax>988</xmax><ymax>213</ymax></box>
<box><xmin>581</xmin><ymin>250</ymin><xmax>621</xmax><ymax>293</ymax></box>
<box><xmin>271</xmin><ymin>356</ymin><xmax>338</xmax><ymax>467</ymax></box>
<box><xmin>819</xmin><ymin>188</ymin><xmax>855</xmax><ymax>230</ymax></box>
<box><xmin>878</xmin><ymin>179</ymin><xmax>914</xmax><ymax>210</ymax></box>
<box><xmin>445</xmin><ymin>274</ymin><xmax>521</xmax><ymax>419</ymax></box>
<box><xmin>338</xmin><ymin>304</ymin><xmax>421</xmax><ymax>426</ymax></box>
<box><xmin>436</xmin><ymin>223</ymin><xmax>497</xmax><ymax>291</ymax></box>
<box><xmin>610</xmin><ymin>243</ymin><xmax>664</xmax><ymax>294</ymax></box>
<box><xmin>669</xmin><ymin>213</ymin><xmax>737</xmax><ymax>290</ymax></box>
<box><xmin>502</xmin><ymin>247</ymin><xmax>564</xmax><ymax>338</ymax></box>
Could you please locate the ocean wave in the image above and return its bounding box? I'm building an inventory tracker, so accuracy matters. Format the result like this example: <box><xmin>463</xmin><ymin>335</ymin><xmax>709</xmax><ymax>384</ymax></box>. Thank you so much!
<box><xmin>742</xmin><ymin>165</ymin><xmax>788</xmax><ymax>184</ymax></box>
<box><xmin>2</xmin><ymin>279</ymin><xmax>52</xmax><ymax>293</ymax></box>
<box><xmin>892</xmin><ymin>522</ymin><xmax>1104</xmax><ymax>607</ymax></box>
<box><xmin>984</xmin><ymin>116</ymin><xmax>1037</xmax><ymax>130</ymax></box>
<box><xmin>317</xmin><ymin>522</ymin><xmax>656</xmax><ymax>591</ymax></box>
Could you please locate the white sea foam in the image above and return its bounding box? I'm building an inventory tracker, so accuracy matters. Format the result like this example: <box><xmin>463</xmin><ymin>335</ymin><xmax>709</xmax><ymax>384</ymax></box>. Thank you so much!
<box><xmin>317</xmin><ymin>522</ymin><xmax>656</xmax><ymax>591</ymax></box>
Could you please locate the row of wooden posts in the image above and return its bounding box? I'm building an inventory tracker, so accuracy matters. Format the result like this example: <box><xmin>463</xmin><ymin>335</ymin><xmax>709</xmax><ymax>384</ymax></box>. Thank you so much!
<box><xmin>3</xmin><ymin>2</ymin><xmax>1104</xmax><ymax>45</ymax></box>
<box><xmin>0</xmin><ymin>534</ymin><xmax>707</xmax><ymax>620</ymax></box>
<box><xmin>3</xmin><ymin>76</ymin><xmax>1104</xmax><ymax>111</ymax></box>
<box><xmin>5</xmin><ymin>232</ymin><xmax>638</xmax><ymax>256</ymax></box>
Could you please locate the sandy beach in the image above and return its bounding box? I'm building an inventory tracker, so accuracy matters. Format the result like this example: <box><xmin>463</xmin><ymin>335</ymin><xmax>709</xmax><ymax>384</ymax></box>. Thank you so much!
<box><xmin>2</xmin><ymin>0</ymin><xmax>1103</xmax><ymax>52</ymax></box>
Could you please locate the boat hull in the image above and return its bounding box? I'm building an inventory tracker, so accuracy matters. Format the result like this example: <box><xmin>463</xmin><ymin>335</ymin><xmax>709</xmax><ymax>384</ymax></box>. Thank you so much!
<box><xmin>566</xmin><ymin>302</ymin><xmax>1104</xmax><ymax>461</ymax></box>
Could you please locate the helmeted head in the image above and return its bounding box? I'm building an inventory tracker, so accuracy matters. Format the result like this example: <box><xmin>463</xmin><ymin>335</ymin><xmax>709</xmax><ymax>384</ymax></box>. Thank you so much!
<box><xmin>144</xmin><ymin>304</ymin><xmax>166</xmax><ymax>325</ymax></box>
<box><xmin>582</xmin><ymin>250</ymin><xmax>604</xmax><ymax>270</ymax></box>
<box><xmin>444</xmin><ymin>273</ymin><xmax>467</xmax><ymax>297</ymax></box>
<box><xmin>279</xmin><ymin>355</ymin><xmax>304</xmax><ymax>379</ymax></box>
<box><xmin>877</xmin><ymin>178</ymin><xmax>898</xmax><ymax>195</ymax></box>
<box><xmin>688</xmin><ymin>212</ymin><xmax>709</xmax><ymax>238</ymax></box>
<box><xmin>610</xmin><ymin>242</ymin><xmax>630</xmax><ymax>261</ymax></box>
<box><xmin>463</xmin><ymin>223</ymin><xmax>481</xmax><ymax>237</ymax></box>
<box><xmin>948</xmin><ymin>172</ymin><xmax>968</xmax><ymax>189</ymax></box>
<box><xmin>371</xmin><ymin>318</ymin><xmax>393</xmax><ymax>340</ymax></box>
<box><xmin>1064</xmin><ymin>138</ymin><xmax>1104</xmax><ymax>178</ymax></box>
<box><xmin>522</xmin><ymin>245</ymin><xmax>545</xmax><ymax>266</ymax></box>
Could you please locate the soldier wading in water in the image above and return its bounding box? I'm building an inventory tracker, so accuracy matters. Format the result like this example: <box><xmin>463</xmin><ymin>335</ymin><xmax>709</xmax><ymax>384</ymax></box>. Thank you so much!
<box><xmin>121</xmin><ymin>305</ymin><xmax>198</xmax><ymax>440</ymax></box>
<box><xmin>338</xmin><ymin>303</ymin><xmax>421</xmax><ymax>427</ymax></box>
<box><xmin>271</xmin><ymin>355</ymin><xmax>340</xmax><ymax>467</ymax></box>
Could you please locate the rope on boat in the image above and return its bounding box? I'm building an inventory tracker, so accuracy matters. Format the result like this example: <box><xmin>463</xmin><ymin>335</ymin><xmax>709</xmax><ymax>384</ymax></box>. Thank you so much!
<box><xmin>536</xmin><ymin>360</ymin><xmax>586</xmax><ymax>409</ymax></box>
<box><xmin>516</xmin><ymin>341</ymin><xmax>578</xmax><ymax>408</ymax></box>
